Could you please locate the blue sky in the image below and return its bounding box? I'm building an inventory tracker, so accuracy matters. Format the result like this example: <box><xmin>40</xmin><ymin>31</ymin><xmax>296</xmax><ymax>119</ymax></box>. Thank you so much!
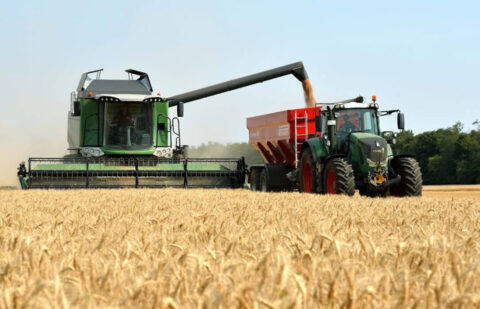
<box><xmin>1</xmin><ymin>1</ymin><xmax>479</xmax><ymax>185</ymax></box>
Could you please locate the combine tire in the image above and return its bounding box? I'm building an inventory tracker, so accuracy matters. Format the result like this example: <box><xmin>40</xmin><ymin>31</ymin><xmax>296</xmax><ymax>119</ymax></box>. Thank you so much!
<box><xmin>391</xmin><ymin>157</ymin><xmax>422</xmax><ymax>197</ymax></box>
<box><xmin>323</xmin><ymin>158</ymin><xmax>355</xmax><ymax>196</ymax></box>
<box><xmin>299</xmin><ymin>149</ymin><xmax>317</xmax><ymax>193</ymax></box>
<box><xmin>249</xmin><ymin>168</ymin><xmax>260</xmax><ymax>191</ymax></box>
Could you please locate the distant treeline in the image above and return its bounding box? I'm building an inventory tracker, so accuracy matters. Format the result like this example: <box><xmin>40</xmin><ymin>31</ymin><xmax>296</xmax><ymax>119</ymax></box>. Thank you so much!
<box><xmin>396</xmin><ymin>122</ymin><xmax>480</xmax><ymax>185</ymax></box>
<box><xmin>188</xmin><ymin>122</ymin><xmax>480</xmax><ymax>185</ymax></box>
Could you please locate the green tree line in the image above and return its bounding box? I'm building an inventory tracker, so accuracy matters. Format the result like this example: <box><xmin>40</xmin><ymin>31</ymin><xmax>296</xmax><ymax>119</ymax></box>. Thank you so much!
<box><xmin>396</xmin><ymin>122</ymin><xmax>480</xmax><ymax>185</ymax></box>
<box><xmin>188</xmin><ymin>122</ymin><xmax>480</xmax><ymax>185</ymax></box>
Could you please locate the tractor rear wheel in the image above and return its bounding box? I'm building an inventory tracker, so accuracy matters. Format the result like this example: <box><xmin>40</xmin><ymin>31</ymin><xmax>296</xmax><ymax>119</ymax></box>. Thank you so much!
<box><xmin>299</xmin><ymin>149</ymin><xmax>317</xmax><ymax>193</ymax></box>
<box><xmin>391</xmin><ymin>157</ymin><xmax>422</xmax><ymax>197</ymax></box>
<box><xmin>250</xmin><ymin>168</ymin><xmax>260</xmax><ymax>191</ymax></box>
<box><xmin>323</xmin><ymin>158</ymin><xmax>355</xmax><ymax>196</ymax></box>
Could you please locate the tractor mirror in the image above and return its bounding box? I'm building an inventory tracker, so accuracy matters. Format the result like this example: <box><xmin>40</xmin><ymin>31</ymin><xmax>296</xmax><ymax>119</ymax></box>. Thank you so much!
<box><xmin>177</xmin><ymin>102</ymin><xmax>184</xmax><ymax>117</ymax></box>
<box><xmin>397</xmin><ymin>113</ymin><xmax>405</xmax><ymax>130</ymax></box>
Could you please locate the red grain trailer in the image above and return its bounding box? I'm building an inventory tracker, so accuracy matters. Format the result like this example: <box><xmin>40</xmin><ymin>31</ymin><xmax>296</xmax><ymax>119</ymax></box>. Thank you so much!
<box><xmin>246</xmin><ymin>106</ymin><xmax>322</xmax><ymax>191</ymax></box>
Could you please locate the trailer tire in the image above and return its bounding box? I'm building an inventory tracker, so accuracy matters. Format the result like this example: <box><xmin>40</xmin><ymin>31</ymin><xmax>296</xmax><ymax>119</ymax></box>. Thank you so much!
<box><xmin>299</xmin><ymin>148</ymin><xmax>317</xmax><ymax>193</ymax></box>
<box><xmin>323</xmin><ymin>158</ymin><xmax>355</xmax><ymax>196</ymax></box>
<box><xmin>259</xmin><ymin>168</ymin><xmax>268</xmax><ymax>192</ymax></box>
<box><xmin>390</xmin><ymin>157</ymin><xmax>422</xmax><ymax>197</ymax></box>
<box><xmin>249</xmin><ymin>168</ymin><xmax>261</xmax><ymax>191</ymax></box>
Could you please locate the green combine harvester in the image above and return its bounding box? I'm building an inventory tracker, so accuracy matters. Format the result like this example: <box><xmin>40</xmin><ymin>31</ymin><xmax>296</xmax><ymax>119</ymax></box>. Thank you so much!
<box><xmin>18</xmin><ymin>63</ymin><xmax>313</xmax><ymax>189</ymax></box>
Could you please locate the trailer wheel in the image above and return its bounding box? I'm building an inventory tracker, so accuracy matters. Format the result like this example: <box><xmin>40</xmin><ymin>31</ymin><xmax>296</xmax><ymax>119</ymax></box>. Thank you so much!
<box><xmin>259</xmin><ymin>169</ymin><xmax>268</xmax><ymax>192</ymax></box>
<box><xmin>249</xmin><ymin>168</ymin><xmax>260</xmax><ymax>191</ymax></box>
<box><xmin>299</xmin><ymin>148</ymin><xmax>317</xmax><ymax>193</ymax></box>
<box><xmin>323</xmin><ymin>158</ymin><xmax>355</xmax><ymax>196</ymax></box>
<box><xmin>390</xmin><ymin>157</ymin><xmax>422</xmax><ymax>197</ymax></box>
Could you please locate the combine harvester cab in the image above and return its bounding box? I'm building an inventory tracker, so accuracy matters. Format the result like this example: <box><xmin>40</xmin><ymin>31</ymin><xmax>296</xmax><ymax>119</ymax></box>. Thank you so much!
<box><xmin>18</xmin><ymin>62</ymin><xmax>314</xmax><ymax>189</ymax></box>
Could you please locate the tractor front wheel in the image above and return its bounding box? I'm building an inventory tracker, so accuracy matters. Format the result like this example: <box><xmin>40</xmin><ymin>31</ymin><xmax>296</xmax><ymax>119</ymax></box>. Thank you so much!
<box><xmin>390</xmin><ymin>157</ymin><xmax>422</xmax><ymax>197</ymax></box>
<box><xmin>323</xmin><ymin>158</ymin><xmax>355</xmax><ymax>196</ymax></box>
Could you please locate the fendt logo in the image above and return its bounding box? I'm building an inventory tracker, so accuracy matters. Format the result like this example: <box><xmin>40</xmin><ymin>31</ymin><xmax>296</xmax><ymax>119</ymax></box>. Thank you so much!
<box><xmin>372</xmin><ymin>147</ymin><xmax>385</xmax><ymax>154</ymax></box>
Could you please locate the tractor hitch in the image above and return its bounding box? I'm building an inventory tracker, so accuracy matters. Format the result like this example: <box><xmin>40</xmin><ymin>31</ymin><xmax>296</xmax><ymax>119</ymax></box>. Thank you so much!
<box><xmin>368</xmin><ymin>175</ymin><xmax>401</xmax><ymax>190</ymax></box>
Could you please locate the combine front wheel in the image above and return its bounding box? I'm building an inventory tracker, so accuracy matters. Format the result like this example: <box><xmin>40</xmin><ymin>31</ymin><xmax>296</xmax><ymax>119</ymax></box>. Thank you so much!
<box><xmin>323</xmin><ymin>158</ymin><xmax>355</xmax><ymax>196</ymax></box>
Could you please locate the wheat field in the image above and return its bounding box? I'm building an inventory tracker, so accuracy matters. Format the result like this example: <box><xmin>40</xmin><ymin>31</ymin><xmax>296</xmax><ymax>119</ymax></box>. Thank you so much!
<box><xmin>0</xmin><ymin>189</ymin><xmax>479</xmax><ymax>308</ymax></box>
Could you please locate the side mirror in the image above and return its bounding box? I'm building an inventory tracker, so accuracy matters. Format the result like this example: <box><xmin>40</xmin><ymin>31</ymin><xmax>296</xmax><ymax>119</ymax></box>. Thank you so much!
<box><xmin>397</xmin><ymin>113</ymin><xmax>405</xmax><ymax>130</ymax></box>
<box><xmin>315</xmin><ymin>115</ymin><xmax>323</xmax><ymax>132</ymax></box>
<box><xmin>177</xmin><ymin>102</ymin><xmax>184</xmax><ymax>117</ymax></box>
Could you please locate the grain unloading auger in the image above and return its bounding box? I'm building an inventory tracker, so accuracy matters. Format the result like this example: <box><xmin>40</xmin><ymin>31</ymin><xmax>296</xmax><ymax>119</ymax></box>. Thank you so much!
<box><xmin>18</xmin><ymin>63</ymin><xmax>314</xmax><ymax>189</ymax></box>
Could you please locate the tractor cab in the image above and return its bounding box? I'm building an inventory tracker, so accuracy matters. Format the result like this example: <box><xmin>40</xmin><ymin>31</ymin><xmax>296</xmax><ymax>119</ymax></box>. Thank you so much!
<box><xmin>317</xmin><ymin>99</ymin><xmax>404</xmax><ymax>154</ymax></box>
<box><xmin>328</xmin><ymin>104</ymin><xmax>381</xmax><ymax>153</ymax></box>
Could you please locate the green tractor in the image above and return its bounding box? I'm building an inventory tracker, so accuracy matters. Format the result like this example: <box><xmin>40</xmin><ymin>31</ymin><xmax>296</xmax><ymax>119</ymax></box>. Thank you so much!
<box><xmin>247</xmin><ymin>96</ymin><xmax>422</xmax><ymax>197</ymax></box>
<box><xmin>303</xmin><ymin>97</ymin><xmax>422</xmax><ymax>196</ymax></box>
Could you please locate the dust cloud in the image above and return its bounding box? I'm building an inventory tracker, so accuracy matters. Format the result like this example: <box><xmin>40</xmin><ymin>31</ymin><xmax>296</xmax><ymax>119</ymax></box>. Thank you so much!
<box><xmin>0</xmin><ymin>131</ymin><xmax>67</xmax><ymax>187</ymax></box>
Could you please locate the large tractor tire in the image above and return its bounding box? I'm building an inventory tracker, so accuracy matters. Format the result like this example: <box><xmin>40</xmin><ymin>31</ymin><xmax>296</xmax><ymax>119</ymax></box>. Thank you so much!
<box><xmin>323</xmin><ymin>158</ymin><xmax>355</xmax><ymax>196</ymax></box>
<box><xmin>299</xmin><ymin>149</ymin><xmax>317</xmax><ymax>193</ymax></box>
<box><xmin>249</xmin><ymin>168</ymin><xmax>260</xmax><ymax>191</ymax></box>
<box><xmin>391</xmin><ymin>157</ymin><xmax>422</xmax><ymax>197</ymax></box>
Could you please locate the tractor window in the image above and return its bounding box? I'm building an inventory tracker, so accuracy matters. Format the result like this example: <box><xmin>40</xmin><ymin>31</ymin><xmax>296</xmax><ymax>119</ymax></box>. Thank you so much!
<box><xmin>336</xmin><ymin>109</ymin><xmax>379</xmax><ymax>135</ymax></box>
<box><xmin>337</xmin><ymin>111</ymin><xmax>360</xmax><ymax>133</ymax></box>
<box><xmin>361</xmin><ymin>110</ymin><xmax>379</xmax><ymax>135</ymax></box>
<box><xmin>104</xmin><ymin>102</ymin><xmax>153</xmax><ymax>149</ymax></box>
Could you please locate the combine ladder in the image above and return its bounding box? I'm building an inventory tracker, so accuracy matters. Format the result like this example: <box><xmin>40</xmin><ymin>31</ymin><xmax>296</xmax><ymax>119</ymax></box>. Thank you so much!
<box><xmin>294</xmin><ymin>111</ymin><xmax>308</xmax><ymax>168</ymax></box>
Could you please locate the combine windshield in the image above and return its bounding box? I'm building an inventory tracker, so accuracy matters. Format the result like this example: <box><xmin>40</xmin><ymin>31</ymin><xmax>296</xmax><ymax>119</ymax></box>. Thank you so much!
<box><xmin>336</xmin><ymin>109</ymin><xmax>379</xmax><ymax>135</ymax></box>
<box><xmin>104</xmin><ymin>102</ymin><xmax>153</xmax><ymax>149</ymax></box>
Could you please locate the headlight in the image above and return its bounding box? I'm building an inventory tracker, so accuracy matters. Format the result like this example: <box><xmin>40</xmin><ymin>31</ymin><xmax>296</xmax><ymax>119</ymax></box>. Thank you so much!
<box><xmin>366</xmin><ymin>158</ymin><xmax>387</xmax><ymax>167</ymax></box>
<box><xmin>80</xmin><ymin>147</ymin><xmax>104</xmax><ymax>157</ymax></box>
<box><xmin>153</xmin><ymin>147</ymin><xmax>173</xmax><ymax>158</ymax></box>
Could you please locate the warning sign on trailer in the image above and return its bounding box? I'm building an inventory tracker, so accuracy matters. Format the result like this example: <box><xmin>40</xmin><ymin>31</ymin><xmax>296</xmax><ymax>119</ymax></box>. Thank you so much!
<box><xmin>278</xmin><ymin>124</ymin><xmax>290</xmax><ymax>137</ymax></box>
